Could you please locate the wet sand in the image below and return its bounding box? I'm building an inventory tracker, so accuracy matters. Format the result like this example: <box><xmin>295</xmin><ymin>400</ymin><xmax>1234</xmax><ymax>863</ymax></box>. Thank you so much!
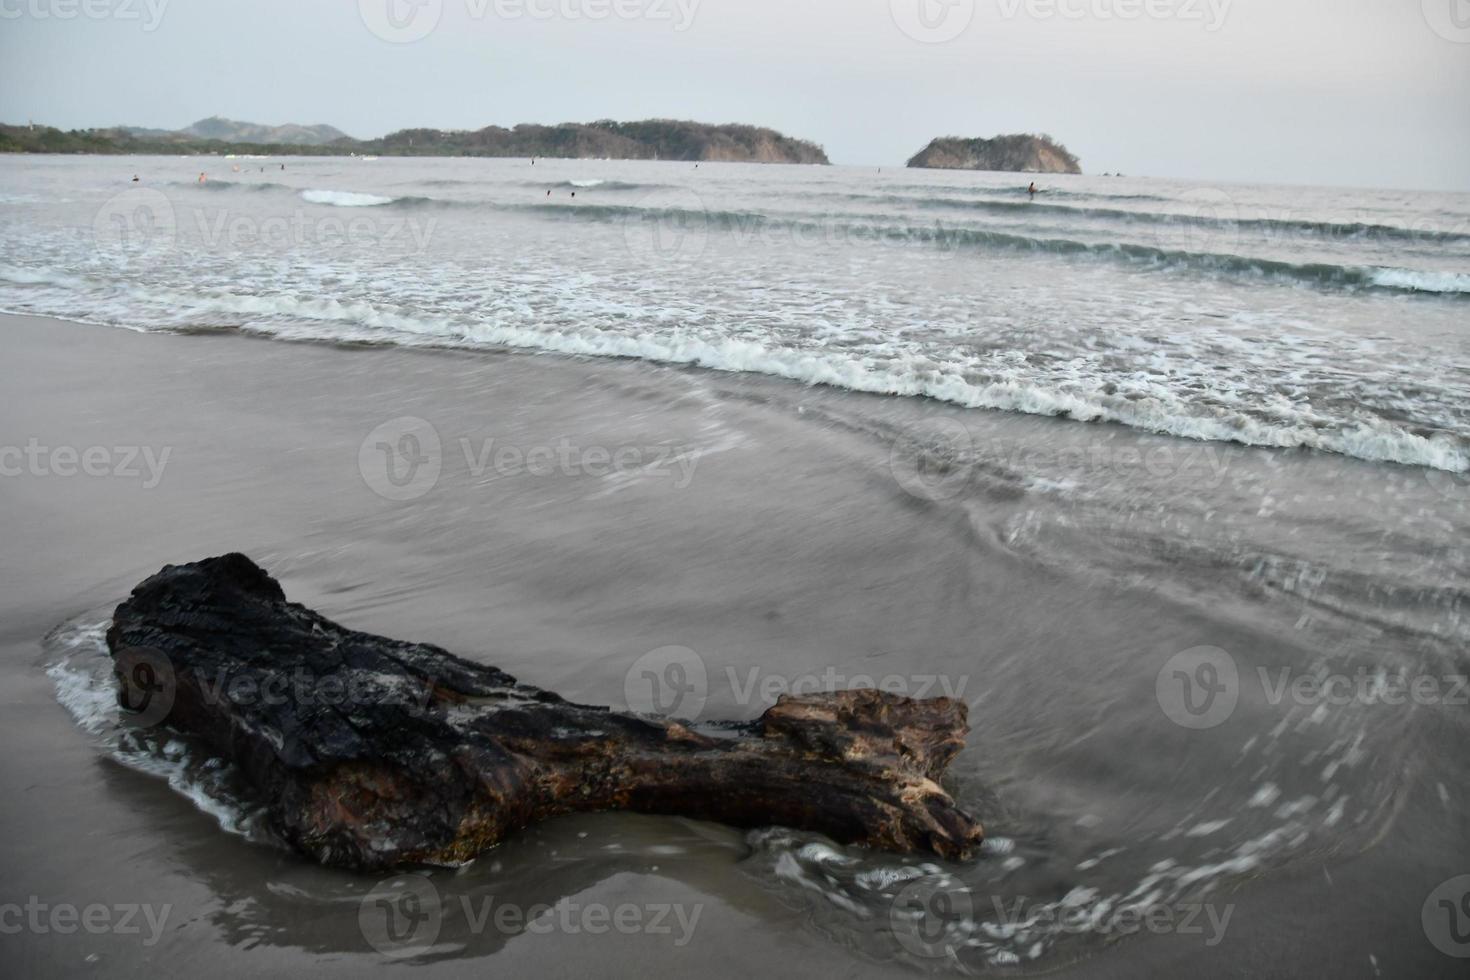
<box><xmin>2</xmin><ymin>313</ymin><xmax>1466</xmax><ymax>978</ymax></box>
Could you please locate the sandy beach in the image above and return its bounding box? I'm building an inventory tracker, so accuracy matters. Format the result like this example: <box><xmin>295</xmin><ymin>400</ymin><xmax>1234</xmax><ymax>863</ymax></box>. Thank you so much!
<box><xmin>5</xmin><ymin>0</ymin><xmax>1469</xmax><ymax>974</ymax></box>
<box><xmin>2</xmin><ymin>312</ymin><xmax>1465</xmax><ymax>977</ymax></box>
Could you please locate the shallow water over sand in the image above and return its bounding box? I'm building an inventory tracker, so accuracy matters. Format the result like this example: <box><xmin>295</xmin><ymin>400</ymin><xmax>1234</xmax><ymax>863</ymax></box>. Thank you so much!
<box><xmin>3</xmin><ymin>314</ymin><xmax>1466</xmax><ymax>977</ymax></box>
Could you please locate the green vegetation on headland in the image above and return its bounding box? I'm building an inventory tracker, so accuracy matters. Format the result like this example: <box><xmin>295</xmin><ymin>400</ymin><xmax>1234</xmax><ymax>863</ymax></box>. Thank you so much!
<box><xmin>364</xmin><ymin>121</ymin><xmax>829</xmax><ymax>163</ymax></box>
<box><xmin>907</xmin><ymin>134</ymin><xmax>1081</xmax><ymax>174</ymax></box>
<box><xmin>0</xmin><ymin>117</ymin><xmax>830</xmax><ymax>164</ymax></box>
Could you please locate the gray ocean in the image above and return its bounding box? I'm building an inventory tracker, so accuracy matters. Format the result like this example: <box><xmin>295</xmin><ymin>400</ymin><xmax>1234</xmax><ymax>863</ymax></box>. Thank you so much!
<box><xmin>3</xmin><ymin>155</ymin><xmax>1470</xmax><ymax>471</ymax></box>
<box><xmin>2</xmin><ymin>154</ymin><xmax>1469</xmax><ymax>977</ymax></box>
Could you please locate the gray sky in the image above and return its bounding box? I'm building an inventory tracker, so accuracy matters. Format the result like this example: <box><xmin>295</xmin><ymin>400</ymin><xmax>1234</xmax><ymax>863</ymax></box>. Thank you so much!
<box><xmin>2</xmin><ymin>0</ymin><xmax>1467</xmax><ymax>190</ymax></box>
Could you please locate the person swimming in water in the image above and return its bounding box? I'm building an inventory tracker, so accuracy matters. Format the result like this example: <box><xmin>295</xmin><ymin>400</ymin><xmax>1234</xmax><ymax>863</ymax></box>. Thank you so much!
<box><xmin>131</xmin><ymin>175</ymin><xmax>139</xmax><ymax>183</ymax></box>
<box><xmin>1028</xmin><ymin>182</ymin><xmax>1037</xmax><ymax>199</ymax></box>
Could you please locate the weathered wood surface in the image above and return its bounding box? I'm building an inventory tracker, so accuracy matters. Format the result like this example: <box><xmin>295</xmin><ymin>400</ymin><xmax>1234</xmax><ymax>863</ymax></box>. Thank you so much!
<box><xmin>107</xmin><ymin>554</ymin><xmax>983</xmax><ymax>870</ymax></box>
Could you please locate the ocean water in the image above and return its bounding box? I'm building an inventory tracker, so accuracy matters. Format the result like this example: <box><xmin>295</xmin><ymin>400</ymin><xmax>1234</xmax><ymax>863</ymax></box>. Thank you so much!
<box><xmin>2</xmin><ymin>154</ymin><xmax>1468</xmax><ymax>472</ymax></box>
<box><xmin>4</xmin><ymin>156</ymin><xmax>1470</xmax><ymax>976</ymax></box>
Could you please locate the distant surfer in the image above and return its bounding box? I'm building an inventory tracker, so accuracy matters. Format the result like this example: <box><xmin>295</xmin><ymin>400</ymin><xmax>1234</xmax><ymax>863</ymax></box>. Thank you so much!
<box><xmin>198</xmin><ymin>172</ymin><xmax>207</xmax><ymax>184</ymax></box>
<box><xmin>1028</xmin><ymin>182</ymin><xmax>1037</xmax><ymax>199</ymax></box>
<box><xmin>131</xmin><ymin>175</ymin><xmax>139</xmax><ymax>183</ymax></box>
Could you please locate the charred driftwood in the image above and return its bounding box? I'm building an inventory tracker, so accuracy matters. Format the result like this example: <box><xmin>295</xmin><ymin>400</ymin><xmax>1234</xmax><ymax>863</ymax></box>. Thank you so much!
<box><xmin>106</xmin><ymin>555</ymin><xmax>983</xmax><ymax>870</ymax></box>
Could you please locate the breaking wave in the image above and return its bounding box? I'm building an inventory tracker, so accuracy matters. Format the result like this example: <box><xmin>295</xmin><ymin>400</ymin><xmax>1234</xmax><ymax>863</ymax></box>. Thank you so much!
<box><xmin>300</xmin><ymin>189</ymin><xmax>398</xmax><ymax>207</ymax></box>
<box><xmin>44</xmin><ymin>284</ymin><xmax>1462</xmax><ymax>474</ymax></box>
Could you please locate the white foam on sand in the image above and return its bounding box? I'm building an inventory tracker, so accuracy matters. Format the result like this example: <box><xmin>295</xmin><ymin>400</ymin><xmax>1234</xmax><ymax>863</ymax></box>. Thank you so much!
<box><xmin>18</xmin><ymin>275</ymin><xmax>1469</xmax><ymax>475</ymax></box>
<box><xmin>45</xmin><ymin>619</ymin><xmax>260</xmax><ymax>838</ymax></box>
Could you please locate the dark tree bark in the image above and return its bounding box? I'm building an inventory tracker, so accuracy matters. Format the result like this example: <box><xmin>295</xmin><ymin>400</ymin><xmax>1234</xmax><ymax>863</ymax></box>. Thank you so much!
<box><xmin>106</xmin><ymin>554</ymin><xmax>983</xmax><ymax>870</ymax></box>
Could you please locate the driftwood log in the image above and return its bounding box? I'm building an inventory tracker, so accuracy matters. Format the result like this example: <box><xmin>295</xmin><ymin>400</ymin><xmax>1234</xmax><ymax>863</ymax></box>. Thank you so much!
<box><xmin>105</xmin><ymin>555</ymin><xmax>983</xmax><ymax>870</ymax></box>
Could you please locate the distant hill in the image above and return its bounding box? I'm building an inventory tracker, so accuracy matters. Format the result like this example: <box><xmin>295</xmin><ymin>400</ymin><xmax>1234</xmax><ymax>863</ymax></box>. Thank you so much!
<box><xmin>908</xmin><ymin>134</ymin><xmax>1081</xmax><ymax>174</ymax></box>
<box><xmin>176</xmin><ymin>116</ymin><xmax>352</xmax><ymax>146</ymax></box>
<box><xmin>358</xmin><ymin>120</ymin><xmax>829</xmax><ymax>163</ymax></box>
<box><xmin>0</xmin><ymin>118</ymin><xmax>829</xmax><ymax>164</ymax></box>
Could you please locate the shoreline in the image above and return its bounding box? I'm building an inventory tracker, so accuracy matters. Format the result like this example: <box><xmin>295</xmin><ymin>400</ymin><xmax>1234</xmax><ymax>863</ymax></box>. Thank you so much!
<box><xmin>6</xmin><ymin>306</ymin><xmax>1464</xmax><ymax>477</ymax></box>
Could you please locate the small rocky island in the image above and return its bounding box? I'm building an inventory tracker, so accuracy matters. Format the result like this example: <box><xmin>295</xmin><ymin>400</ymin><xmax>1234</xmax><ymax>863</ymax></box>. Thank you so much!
<box><xmin>908</xmin><ymin>133</ymin><xmax>1081</xmax><ymax>174</ymax></box>
<box><xmin>106</xmin><ymin>555</ymin><xmax>982</xmax><ymax>870</ymax></box>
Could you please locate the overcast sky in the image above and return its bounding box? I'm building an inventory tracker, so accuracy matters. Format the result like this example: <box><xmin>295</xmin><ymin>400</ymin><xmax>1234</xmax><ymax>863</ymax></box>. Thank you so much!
<box><xmin>2</xmin><ymin>0</ymin><xmax>1467</xmax><ymax>190</ymax></box>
